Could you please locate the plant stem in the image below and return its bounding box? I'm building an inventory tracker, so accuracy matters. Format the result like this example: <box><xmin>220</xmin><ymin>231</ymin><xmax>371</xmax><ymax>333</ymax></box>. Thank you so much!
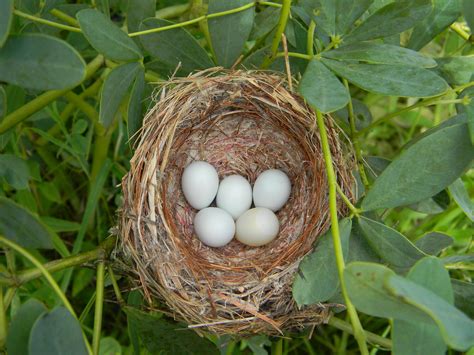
<box><xmin>0</xmin><ymin>237</ymin><xmax>116</xmax><ymax>287</ymax></box>
<box><xmin>13</xmin><ymin>9</ymin><xmax>81</xmax><ymax>32</ymax></box>
<box><xmin>275</xmin><ymin>51</ymin><xmax>313</xmax><ymax>60</ymax></box>
<box><xmin>259</xmin><ymin>1</ymin><xmax>282</xmax><ymax>8</ymax></box>
<box><xmin>0</xmin><ymin>55</ymin><xmax>104</xmax><ymax>135</ymax></box>
<box><xmin>49</xmin><ymin>8</ymin><xmax>80</xmax><ymax>26</ymax></box>
<box><xmin>343</xmin><ymin>79</ymin><xmax>370</xmax><ymax>190</ymax></box>
<box><xmin>108</xmin><ymin>266</ymin><xmax>125</xmax><ymax>305</ymax></box>
<box><xmin>450</xmin><ymin>23</ymin><xmax>473</xmax><ymax>42</ymax></box>
<box><xmin>336</xmin><ymin>184</ymin><xmax>360</xmax><ymax>215</ymax></box>
<box><xmin>0</xmin><ymin>236</ymin><xmax>93</xmax><ymax>354</ymax></box>
<box><xmin>90</xmin><ymin>125</ymin><xmax>114</xmax><ymax>182</ymax></box>
<box><xmin>315</xmin><ymin>109</ymin><xmax>369</xmax><ymax>355</ymax></box>
<box><xmin>155</xmin><ymin>3</ymin><xmax>190</xmax><ymax>19</ymax></box>
<box><xmin>328</xmin><ymin>317</ymin><xmax>392</xmax><ymax>349</ymax></box>
<box><xmin>92</xmin><ymin>261</ymin><xmax>105</xmax><ymax>355</ymax></box>
<box><xmin>262</xmin><ymin>0</ymin><xmax>292</xmax><ymax>68</ymax></box>
<box><xmin>307</xmin><ymin>21</ymin><xmax>315</xmax><ymax>56</ymax></box>
<box><xmin>0</xmin><ymin>288</ymin><xmax>6</xmax><ymax>350</ymax></box>
<box><xmin>64</xmin><ymin>92</ymin><xmax>105</xmax><ymax>136</ymax></box>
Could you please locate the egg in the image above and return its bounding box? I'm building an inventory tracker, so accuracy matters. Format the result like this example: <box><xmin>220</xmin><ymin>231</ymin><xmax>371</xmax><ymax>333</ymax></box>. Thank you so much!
<box><xmin>193</xmin><ymin>207</ymin><xmax>235</xmax><ymax>247</ymax></box>
<box><xmin>253</xmin><ymin>169</ymin><xmax>291</xmax><ymax>212</ymax></box>
<box><xmin>216</xmin><ymin>175</ymin><xmax>252</xmax><ymax>220</ymax></box>
<box><xmin>181</xmin><ymin>161</ymin><xmax>219</xmax><ymax>210</ymax></box>
<box><xmin>235</xmin><ymin>207</ymin><xmax>279</xmax><ymax>247</ymax></box>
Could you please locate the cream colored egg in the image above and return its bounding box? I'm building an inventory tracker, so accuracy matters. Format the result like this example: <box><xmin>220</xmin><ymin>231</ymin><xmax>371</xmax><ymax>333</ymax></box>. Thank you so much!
<box><xmin>235</xmin><ymin>207</ymin><xmax>279</xmax><ymax>247</ymax></box>
<box><xmin>194</xmin><ymin>208</ymin><xmax>235</xmax><ymax>247</ymax></box>
<box><xmin>216</xmin><ymin>175</ymin><xmax>252</xmax><ymax>220</ymax></box>
<box><xmin>253</xmin><ymin>169</ymin><xmax>291</xmax><ymax>212</ymax></box>
<box><xmin>181</xmin><ymin>161</ymin><xmax>219</xmax><ymax>210</ymax></box>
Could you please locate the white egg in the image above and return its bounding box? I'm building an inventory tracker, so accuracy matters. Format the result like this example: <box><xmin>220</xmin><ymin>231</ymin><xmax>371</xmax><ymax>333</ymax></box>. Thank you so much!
<box><xmin>216</xmin><ymin>175</ymin><xmax>252</xmax><ymax>220</ymax></box>
<box><xmin>235</xmin><ymin>207</ymin><xmax>279</xmax><ymax>247</ymax></box>
<box><xmin>181</xmin><ymin>161</ymin><xmax>219</xmax><ymax>210</ymax></box>
<box><xmin>193</xmin><ymin>208</ymin><xmax>235</xmax><ymax>247</ymax></box>
<box><xmin>253</xmin><ymin>169</ymin><xmax>291</xmax><ymax>212</ymax></box>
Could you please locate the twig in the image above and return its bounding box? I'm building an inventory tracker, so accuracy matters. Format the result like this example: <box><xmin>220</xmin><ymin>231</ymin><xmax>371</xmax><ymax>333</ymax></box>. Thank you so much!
<box><xmin>14</xmin><ymin>9</ymin><xmax>81</xmax><ymax>32</ymax></box>
<box><xmin>282</xmin><ymin>33</ymin><xmax>293</xmax><ymax>92</ymax></box>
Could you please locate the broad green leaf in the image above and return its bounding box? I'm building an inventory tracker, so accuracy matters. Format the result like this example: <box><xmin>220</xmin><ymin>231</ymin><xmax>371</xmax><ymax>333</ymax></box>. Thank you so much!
<box><xmin>0</xmin><ymin>86</ymin><xmax>5</xmax><ymax>118</ymax></box>
<box><xmin>125</xmin><ymin>308</ymin><xmax>219</xmax><ymax>355</ymax></box>
<box><xmin>362</xmin><ymin>120</ymin><xmax>474</xmax><ymax>210</ymax></box>
<box><xmin>0</xmin><ymin>197</ymin><xmax>53</xmax><ymax>249</ymax></box>
<box><xmin>208</xmin><ymin>0</ymin><xmax>255</xmax><ymax>68</ymax></box>
<box><xmin>6</xmin><ymin>299</ymin><xmax>47</xmax><ymax>355</ymax></box>
<box><xmin>77</xmin><ymin>9</ymin><xmax>142</xmax><ymax>62</ymax></box>
<box><xmin>322</xmin><ymin>42</ymin><xmax>437</xmax><ymax>67</ymax></box>
<box><xmin>0</xmin><ymin>34</ymin><xmax>86</xmax><ymax>90</ymax></box>
<box><xmin>322</xmin><ymin>58</ymin><xmax>448</xmax><ymax>97</ymax></box>
<box><xmin>348</xmin><ymin>221</ymin><xmax>383</xmax><ymax>263</ymax></box>
<box><xmin>435</xmin><ymin>56</ymin><xmax>474</xmax><ymax>85</ymax></box>
<box><xmin>299</xmin><ymin>59</ymin><xmax>350</xmax><ymax>113</ymax></box>
<box><xmin>334</xmin><ymin>98</ymin><xmax>373</xmax><ymax>131</ymax></box>
<box><xmin>408</xmin><ymin>0</ymin><xmax>462</xmax><ymax>50</ymax></box>
<box><xmin>100</xmin><ymin>62</ymin><xmax>141</xmax><ymax>128</ymax></box>
<box><xmin>451</xmin><ymin>279</ymin><xmax>474</xmax><ymax>318</ymax></box>
<box><xmin>139</xmin><ymin>18</ymin><xmax>213</xmax><ymax>73</ymax></box>
<box><xmin>409</xmin><ymin>189</ymin><xmax>450</xmax><ymax>214</ymax></box>
<box><xmin>387</xmin><ymin>274</ymin><xmax>474</xmax><ymax>351</ymax></box>
<box><xmin>415</xmin><ymin>232</ymin><xmax>453</xmax><ymax>255</ymax></box>
<box><xmin>344</xmin><ymin>0</ymin><xmax>432</xmax><ymax>43</ymax></box>
<box><xmin>127</xmin><ymin>67</ymin><xmax>145</xmax><ymax>141</ymax></box>
<box><xmin>241</xmin><ymin>45</ymin><xmax>271</xmax><ymax>69</ymax></box>
<box><xmin>127</xmin><ymin>0</ymin><xmax>156</xmax><ymax>33</ymax></box>
<box><xmin>99</xmin><ymin>337</ymin><xmax>122</xmax><ymax>355</ymax></box>
<box><xmin>29</xmin><ymin>307</ymin><xmax>87</xmax><ymax>355</ymax></box>
<box><xmin>393</xmin><ymin>257</ymin><xmax>452</xmax><ymax>355</ymax></box>
<box><xmin>249</xmin><ymin>6</ymin><xmax>279</xmax><ymax>40</ymax></box>
<box><xmin>358</xmin><ymin>216</ymin><xmax>426</xmax><ymax>270</ymax></box>
<box><xmin>0</xmin><ymin>0</ymin><xmax>13</xmax><ymax>47</ymax></box>
<box><xmin>0</xmin><ymin>154</ymin><xmax>29</xmax><ymax>189</ymax></box>
<box><xmin>344</xmin><ymin>262</ymin><xmax>432</xmax><ymax>322</ymax></box>
<box><xmin>292</xmin><ymin>218</ymin><xmax>351</xmax><ymax>305</ymax></box>
<box><xmin>449</xmin><ymin>178</ymin><xmax>474</xmax><ymax>221</ymax></box>
<box><xmin>457</xmin><ymin>87</ymin><xmax>474</xmax><ymax>144</ymax></box>
<box><xmin>464</xmin><ymin>0</ymin><xmax>474</xmax><ymax>31</ymax></box>
<box><xmin>311</xmin><ymin>0</ymin><xmax>336</xmax><ymax>36</ymax></box>
<box><xmin>41</xmin><ymin>216</ymin><xmax>81</xmax><ymax>233</ymax></box>
<box><xmin>335</xmin><ymin>0</ymin><xmax>375</xmax><ymax>35</ymax></box>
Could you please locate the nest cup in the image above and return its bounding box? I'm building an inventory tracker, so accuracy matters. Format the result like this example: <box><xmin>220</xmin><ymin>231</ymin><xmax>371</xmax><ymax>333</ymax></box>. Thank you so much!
<box><xmin>119</xmin><ymin>68</ymin><xmax>355</xmax><ymax>335</ymax></box>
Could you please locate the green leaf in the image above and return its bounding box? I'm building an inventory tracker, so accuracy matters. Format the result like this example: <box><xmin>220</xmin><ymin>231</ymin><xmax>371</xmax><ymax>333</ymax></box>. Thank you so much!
<box><xmin>41</xmin><ymin>216</ymin><xmax>81</xmax><ymax>233</ymax></box>
<box><xmin>139</xmin><ymin>18</ymin><xmax>213</xmax><ymax>73</ymax></box>
<box><xmin>451</xmin><ymin>279</ymin><xmax>474</xmax><ymax>318</ymax></box>
<box><xmin>357</xmin><ymin>216</ymin><xmax>426</xmax><ymax>270</ymax></box>
<box><xmin>457</xmin><ymin>87</ymin><xmax>474</xmax><ymax>145</ymax></box>
<box><xmin>0</xmin><ymin>0</ymin><xmax>13</xmax><ymax>47</ymax></box>
<box><xmin>335</xmin><ymin>0</ymin><xmax>375</xmax><ymax>35</ymax></box>
<box><xmin>415</xmin><ymin>232</ymin><xmax>453</xmax><ymax>256</ymax></box>
<box><xmin>408</xmin><ymin>0</ymin><xmax>462</xmax><ymax>50</ymax></box>
<box><xmin>298</xmin><ymin>59</ymin><xmax>350</xmax><ymax>113</ymax></box>
<box><xmin>208</xmin><ymin>0</ymin><xmax>255</xmax><ymax>68</ymax></box>
<box><xmin>127</xmin><ymin>0</ymin><xmax>156</xmax><ymax>33</ymax></box>
<box><xmin>362</xmin><ymin>120</ymin><xmax>474</xmax><ymax>210</ymax></box>
<box><xmin>435</xmin><ymin>56</ymin><xmax>474</xmax><ymax>85</ymax></box>
<box><xmin>333</xmin><ymin>98</ymin><xmax>373</xmax><ymax>131</ymax></box>
<box><xmin>449</xmin><ymin>178</ymin><xmax>474</xmax><ymax>221</ymax></box>
<box><xmin>322</xmin><ymin>42</ymin><xmax>437</xmax><ymax>67</ymax></box>
<box><xmin>348</xmin><ymin>221</ymin><xmax>383</xmax><ymax>263</ymax></box>
<box><xmin>125</xmin><ymin>308</ymin><xmax>219</xmax><ymax>355</ymax></box>
<box><xmin>344</xmin><ymin>0</ymin><xmax>432</xmax><ymax>43</ymax></box>
<box><xmin>249</xmin><ymin>6</ymin><xmax>279</xmax><ymax>40</ymax></box>
<box><xmin>0</xmin><ymin>197</ymin><xmax>53</xmax><ymax>249</ymax></box>
<box><xmin>127</xmin><ymin>67</ymin><xmax>145</xmax><ymax>141</ymax></box>
<box><xmin>322</xmin><ymin>58</ymin><xmax>448</xmax><ymax>97</ymax></box>
<box><xmin>0</xmin><ymin>34</ymin><xmax>86</xmax><ymax>91</ymax></box>
<box><xmin>99</xmin><ymin>337</ymin><xmax>122</xmax><ymax>355</ymax></box>
<box><xmin>292</xmin><ymin>218</ymin><xmax>351</xmax><ymax>305</ymax></box>
<box><xmin>387</xmin><ymin>274</ymin><xmax>474</xmax><ymax>351</ymax></box>
<box><xmin>464</xmin><ymin>0</ymin><xmax>474</xmax><ymax>31</ymax></box>
<box><xmin>0</xmin><ymin>85</ymin><xmax>5</xmax><ymax>118</ymax></box>
<box><xmin>29</xmin><ymin>307</ymin><xmax>87</xmax><ymax>355</ymax></box>
<box><xmin>6</xmin><ymin>299</ymin><xmax>47</xmax><ymax>355</ymax></box>
<box><xmin>0</xmin><ymin>154</ymin><xmax>29</xmax><ymax>189</ymax></box>
<box><xmin>392</xmin><ymin>257</ymin><xmax>452</xmax><ymax>355</ymax></box>
<box><xmin>77</xmin><ymin>9</ymin><xmax>142</xmax><ymax>62</ymax></box>
<box><xmin>100</xmin><ymin>62</ymin><xmax>141</xmax><ymax>128</ymax></box>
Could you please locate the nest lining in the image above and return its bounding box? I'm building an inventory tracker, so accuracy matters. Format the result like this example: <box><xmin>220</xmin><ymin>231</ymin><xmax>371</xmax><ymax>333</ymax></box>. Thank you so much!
<box><xmin>119</xmin><ymin>68</ymin><xmax>355</xmax><ymax>335</ymax></box>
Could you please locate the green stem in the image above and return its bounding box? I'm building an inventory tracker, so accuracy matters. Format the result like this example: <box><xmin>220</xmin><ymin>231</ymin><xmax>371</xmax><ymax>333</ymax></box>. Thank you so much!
<box><xmin>107</xmin><ymin>266</ymin><xmax>125</xmax><ymax>305</ymax></box>
<box><xmin>64</xmin><ymin>92</ymin><xmax>105</xmax><ymax>136</ymax></box>
<box><xmin>0</xmin><ymin>288</ymin><xmax>6</xmax><ymax>350</ymax></box>
<box><xmin>0</xmin><ymin>55</ymin><xmax>104</xmax><ymax>135</ymax></box>
<box><xmin>92</xmin><ymin>261</ymin><xmax>105</xmax><ymax>355</ymax></box>
<box><xmin>343</xmin><ymin>79</ymin><xmax>370</xmax><ymax>190</ymax></box>
<box><xmin>13</xmin><ymin>9</ymin><xmax>81</xmax><ymax>32</ymax></box>
<box><xmin>129</xmin><ymin>1</ymin><xmax>256</xmax><ymax>37</ymax></box>
<box><xmin>90</xmin><ymin>125</ymin><xmax>114</xmax><ymax>183</ymax></box>
<box><xmin>328</xmin><ymin>317</ymin><xmax>392</xmax><ymax>349</ymax></box>
<box><xmin>259</xmin><ymin>1</ymin><xmax>282</xmax><ymax>7</ymax></box>
<box><xmin>369</xmin><ymin>324</ymin><xmax>391</xmax><ymax>355</ymax></box>
<box><xmin>156</xmin><ymin>3</ymin><xmax>190</xmax><ymax>19</ymax></box>
<box><xmin>0</xmin><ymin>236</ymin><xmax>93</xmax><ymax>354</ymax></box>
<box><xmin>336</xmin><ymin>184</ymin><xmax>360</xmax><ymax>215</ymax></box>
<box><xmin>307</xmin><ymin>21</ymin><xmax>315</xmax><ymax>56</ymax></box>
<box><xmin>3</xmin><ymin>288</ymin><xmax>15</xmax><ymax>310</ymax></box>
<box><xmin>315</xmin><ymin>110</ymin><xmax>369</xmax><ymax>355</ymax></box>
<box><xmin>275</xmin><ymin>51</ymin><xmax>313</xmax><ymax>60</ymax></box>
<box><xmin>450</xmin><ymin>23</ymin><xmax>473</xmax><ymax>42</ymax></box>
<box><xmin>49</xmin><ymin>8</ymin><xmax>80</xmax><ymax>26</ymax></box>
<box><xmin>262</xmin><ymin>0</ymin><xmax>292</xmax><ymax>68</ymax></box>
<box><xmin>0</xmin><ymin>237</ymin><xmax>116</xmax><ymax>287</ymax></box>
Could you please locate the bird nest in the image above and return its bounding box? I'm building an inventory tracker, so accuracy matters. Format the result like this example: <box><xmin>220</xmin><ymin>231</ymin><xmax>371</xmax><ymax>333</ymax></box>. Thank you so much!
<box><xmin>118</xmin><ymin>68</ymin><xmax>355</xmax><ymax>336</ymax></box>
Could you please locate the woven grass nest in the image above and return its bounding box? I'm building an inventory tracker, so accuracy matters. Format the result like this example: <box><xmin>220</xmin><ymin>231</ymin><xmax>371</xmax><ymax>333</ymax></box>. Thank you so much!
<box><xmin>118</xmin><ymin>68</ymin><xmax>355</xmax><ymax>336</ymax></box>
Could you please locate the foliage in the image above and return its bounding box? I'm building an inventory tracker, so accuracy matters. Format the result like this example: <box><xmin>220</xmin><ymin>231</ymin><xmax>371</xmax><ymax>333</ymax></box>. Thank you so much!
<box><xmin>0</xmin><ymin>0</ymin><xmax>473</xmax><ymax>354</ymax></box>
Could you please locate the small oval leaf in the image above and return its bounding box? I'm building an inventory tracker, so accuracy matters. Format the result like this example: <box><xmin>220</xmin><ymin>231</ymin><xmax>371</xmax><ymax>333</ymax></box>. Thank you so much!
<box><xmin>0</xmin><ymin>154</ymin><xmax>29</xmax><ymax>189</ymax></box>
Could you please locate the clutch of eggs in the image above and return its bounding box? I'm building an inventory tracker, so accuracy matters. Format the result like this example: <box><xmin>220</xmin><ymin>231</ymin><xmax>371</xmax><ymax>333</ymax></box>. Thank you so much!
<box><xmin>181</xmin><ymin>161</ymin><xmax>291</xmax><ymax>248</ymax></box>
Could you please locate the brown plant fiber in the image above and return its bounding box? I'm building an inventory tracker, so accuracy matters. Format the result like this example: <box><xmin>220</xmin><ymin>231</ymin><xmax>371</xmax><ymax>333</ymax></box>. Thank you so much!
<box><xmin>119</xmin><ymin>68</ymin><xmax>355</xmax><ymax>335</ymax></box>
